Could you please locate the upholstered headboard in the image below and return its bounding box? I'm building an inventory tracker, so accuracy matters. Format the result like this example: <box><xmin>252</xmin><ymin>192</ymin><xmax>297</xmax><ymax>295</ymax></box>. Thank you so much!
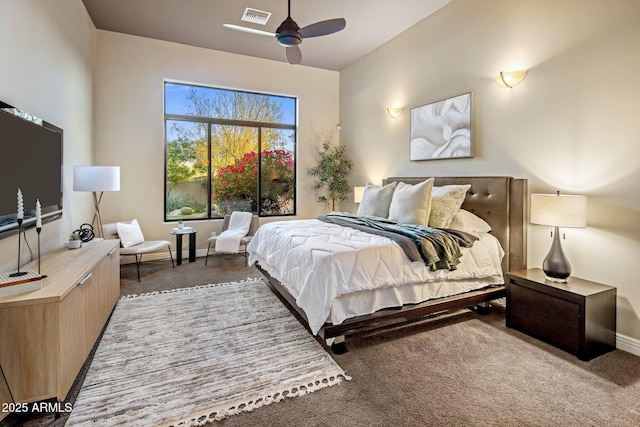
<box><xmin>382</xmin><ymin>176</ymin><xmax>527</xmax><ymax>276</ymax></box>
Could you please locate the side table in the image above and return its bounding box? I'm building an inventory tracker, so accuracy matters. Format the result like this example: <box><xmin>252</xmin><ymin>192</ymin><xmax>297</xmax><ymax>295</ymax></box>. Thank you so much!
<box><xmin>170</xmin><ymin>228</ymin><xmax>196</xmax><ymax>265</ymax></box>
<box><xmin>506</xmin><ymin>268</ymin><xmax>616</xmax><ymax>361</ymax></box>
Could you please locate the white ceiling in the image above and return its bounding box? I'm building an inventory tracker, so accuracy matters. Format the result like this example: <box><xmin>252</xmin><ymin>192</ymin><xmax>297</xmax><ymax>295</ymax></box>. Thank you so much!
<box><xmin>82</xmin><ymin>0</ymin><xmax>452</xmax><ymax>71</ymax></box>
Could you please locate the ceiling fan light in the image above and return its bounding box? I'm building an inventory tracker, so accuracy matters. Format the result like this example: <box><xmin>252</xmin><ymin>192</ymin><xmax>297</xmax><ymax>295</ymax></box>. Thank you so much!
<box><xmin>277</xmin><ymin>34</ymin><xmax>301</xmax><ymax>47</ymax></box>
<box><xmin>276</xmin><ymin>15</ymin><xmax>301</xmax><ymax>47</ymax></box>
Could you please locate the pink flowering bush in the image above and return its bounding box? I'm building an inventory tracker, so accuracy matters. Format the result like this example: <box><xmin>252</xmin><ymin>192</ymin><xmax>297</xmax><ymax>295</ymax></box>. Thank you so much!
<box><xmin>212</xmin><ymin>150</ymin><xmax>294</xmax><ymax>215</ymax></box>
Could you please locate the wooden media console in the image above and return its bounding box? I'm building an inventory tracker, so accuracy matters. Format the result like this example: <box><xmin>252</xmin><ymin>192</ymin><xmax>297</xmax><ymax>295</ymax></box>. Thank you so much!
<box><xmin>0</xmin><ymin>240</ymin><xmax>120</xmax><ymax>415</ymax></box>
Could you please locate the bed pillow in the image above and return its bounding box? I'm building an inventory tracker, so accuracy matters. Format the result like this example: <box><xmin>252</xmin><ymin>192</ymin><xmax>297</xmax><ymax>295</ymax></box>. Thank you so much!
<box><xmin>357</xmin><ymin>182</ymin><xmax>398</xmax><ymax>218</ymax></box>
<box><xmin>388</xmin><ymin>178</ymin><xmax>434</xmax><ymax>226</ymax></box>
<box><xmin>429</xmin><ymin>184</ymin><xmax>471</xmax><ymax>228</ymax></box>
<box><xmin>449</xmin><ymin>209</ymin><xmax>492</xmax><ymax>233</ymax></box>
<box><xmin>117</xmin><ymin>219</ymin><xmax>145</xmax><ymax>248</ymax></box>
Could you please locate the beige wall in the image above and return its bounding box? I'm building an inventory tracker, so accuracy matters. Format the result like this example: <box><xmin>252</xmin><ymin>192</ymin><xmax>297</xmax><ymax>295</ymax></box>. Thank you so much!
<box><xmin>93</xmin><ymin>31</ymin><xmax>339</xmax><ymax>250</ymax></box>
<box><xmin>0</xmin><ymin>0</ymin><xmax>96</xmax><ymax>272</ymax></box>
<box><xmin>340</xmin><ymin>0</ymin><xmax>640</xmax><ymax>345</ymax></box>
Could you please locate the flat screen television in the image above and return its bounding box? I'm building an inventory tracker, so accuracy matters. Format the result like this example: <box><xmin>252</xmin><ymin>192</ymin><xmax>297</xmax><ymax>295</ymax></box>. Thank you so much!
<box><xmin>0</xmin><ymin>100</ymin><xmax>63</xmax><ymax>240</ymax></box>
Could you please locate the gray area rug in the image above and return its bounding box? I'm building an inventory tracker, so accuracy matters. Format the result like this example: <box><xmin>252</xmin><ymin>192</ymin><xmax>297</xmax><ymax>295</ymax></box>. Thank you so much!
<box><xmin>65</xmin><ymin>278</ymin><xmax>349</xmax><ymax>426</ymax></box>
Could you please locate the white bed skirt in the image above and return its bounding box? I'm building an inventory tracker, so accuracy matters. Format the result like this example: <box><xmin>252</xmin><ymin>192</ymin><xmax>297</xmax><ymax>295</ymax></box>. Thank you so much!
<box><xmin>327</xmin><ymin>276</ymin><xmax>501</xmax><ymax>327</ymax></box>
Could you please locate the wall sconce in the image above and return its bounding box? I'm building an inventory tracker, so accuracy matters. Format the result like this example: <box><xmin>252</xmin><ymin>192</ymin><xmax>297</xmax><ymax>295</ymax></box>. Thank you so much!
<box><xmin>494</xmin><ymin>70</ymin><xmax>528</xmax><ymax>88</ymax></box>
<box><xmin>386</xmin><ymin>107</ymin><xmax>403</xmax><ymax>119</ymax></box>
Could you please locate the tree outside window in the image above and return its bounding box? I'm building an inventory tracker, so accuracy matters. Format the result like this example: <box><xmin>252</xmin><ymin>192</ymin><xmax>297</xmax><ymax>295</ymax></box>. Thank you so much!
<box><xmin>164</xmin><ymin>82</ymin><xmax>296</xmax><ymax>221</ymax></box>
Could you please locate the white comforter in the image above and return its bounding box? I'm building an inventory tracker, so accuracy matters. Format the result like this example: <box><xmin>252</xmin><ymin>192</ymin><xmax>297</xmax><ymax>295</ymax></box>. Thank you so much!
<box><xmin>247</xmin><ymin>219</ymin><xmax>504</xmax><ymax>334</ymax></box>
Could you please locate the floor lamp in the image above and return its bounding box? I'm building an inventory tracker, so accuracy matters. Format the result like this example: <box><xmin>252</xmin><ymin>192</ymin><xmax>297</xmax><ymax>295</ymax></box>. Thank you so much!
<box><xmin>73</xmin><ymin>166</ymin><xmax>120</xmax><ymax>238</ymax></box>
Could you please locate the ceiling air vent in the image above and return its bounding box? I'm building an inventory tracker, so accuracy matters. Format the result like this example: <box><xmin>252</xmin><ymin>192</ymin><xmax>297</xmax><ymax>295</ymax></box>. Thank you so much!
<box><xmin>241</xmin><ymin>8</ymin><xmax>272</xmax><ymax>25</ymax></box>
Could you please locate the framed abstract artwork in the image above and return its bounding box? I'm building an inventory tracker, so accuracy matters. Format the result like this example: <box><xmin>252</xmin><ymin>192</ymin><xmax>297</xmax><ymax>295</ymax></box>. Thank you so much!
<box><xmin>410</xmin><ymin>92</ymin><xmax>473</xmax><ymax>161</ymax></box>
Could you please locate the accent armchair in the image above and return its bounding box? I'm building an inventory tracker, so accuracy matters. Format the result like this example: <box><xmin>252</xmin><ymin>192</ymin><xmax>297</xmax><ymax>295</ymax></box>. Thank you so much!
<box><xmin>204</xmin><ymin>214</ymin><xmax>259</xmax><ymax>265</ymax></box>
<box><xmin>103</xmin><ymin>220</ymin><xmax>175</xmax><ymax>282</ymax></box>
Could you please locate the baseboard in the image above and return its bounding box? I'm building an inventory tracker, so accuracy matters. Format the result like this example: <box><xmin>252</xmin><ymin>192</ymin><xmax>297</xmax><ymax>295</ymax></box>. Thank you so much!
<box><xmin>119</xmin><ymin>249</ymin><xmax>210</xmax><ymax>264</ymax></box>
<box><xmin>617</xmin><ymin>333</ymin><xmax>640</xmax><ymax>356</ymax></box>
<box><xmin>119</xmin><ymin>248</ymin><xmax>246</xmax><ymax>264</ymax></box>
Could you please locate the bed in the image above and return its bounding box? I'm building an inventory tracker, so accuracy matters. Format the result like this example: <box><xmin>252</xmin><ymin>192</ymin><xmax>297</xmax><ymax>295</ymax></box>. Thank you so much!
<box><xmin>248</xmin><ymin>176</ymin><xmax>527</xmax><ymax>350</ymax></box>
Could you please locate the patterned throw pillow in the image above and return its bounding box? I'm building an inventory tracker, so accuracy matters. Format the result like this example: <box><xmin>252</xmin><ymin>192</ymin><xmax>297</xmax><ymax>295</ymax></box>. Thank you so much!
<box><xmin>429</xmin><ymin>184</ymin><xmax>471</xmax><ymax>228</ymax></box>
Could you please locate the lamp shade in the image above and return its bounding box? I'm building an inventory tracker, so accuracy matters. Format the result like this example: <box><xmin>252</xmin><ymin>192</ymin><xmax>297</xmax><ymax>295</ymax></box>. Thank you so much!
<box><xmin>494</xmin><ymin>70</ymin><xmax>528</xmax><ymax>88</ymax></box>
<box><xmin>354</xmin><ymin>186</ymin><xmax>365</xmax><ymax>203</ymax></box>
<box><xmin>530</xmin><ymin>193</ymin><xmax>586</xmax><ymax>228</ymax></box>
<box><xmin>386</xmin><ymin>107</ymin><xmax>403</xmax><ymax>119</ymax></box>
<box><xmin>73</xmin><ymin>166</ymin><xmax>120</xmax><ymax>192</ymax></box>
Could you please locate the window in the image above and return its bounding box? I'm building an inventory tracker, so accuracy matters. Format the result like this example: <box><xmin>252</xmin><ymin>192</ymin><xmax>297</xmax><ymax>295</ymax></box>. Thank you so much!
<box><xmin>164</xmin><ymin>82</ymin><xmax>296</xmax><ymax>221</ymax></box>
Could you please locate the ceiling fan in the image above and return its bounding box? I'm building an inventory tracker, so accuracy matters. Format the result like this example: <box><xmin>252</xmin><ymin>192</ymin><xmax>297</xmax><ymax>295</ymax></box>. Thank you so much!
<box><xmin>224</xmin><ymin>0</ymin><xmax>346</xmax><ymax>65</ymax></box>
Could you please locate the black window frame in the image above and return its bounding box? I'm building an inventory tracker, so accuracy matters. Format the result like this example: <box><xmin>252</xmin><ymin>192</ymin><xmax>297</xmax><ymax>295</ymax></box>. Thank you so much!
<box><xmin>163</xmin><ymin>82</ymin><xmax>297</xmax><ymax>222</ymax></box>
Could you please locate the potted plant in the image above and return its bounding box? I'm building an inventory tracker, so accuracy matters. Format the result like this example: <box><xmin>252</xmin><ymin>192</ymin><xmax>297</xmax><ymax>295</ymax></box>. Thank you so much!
<box><xmin>308</xmin><ymin>141</ymin><xmax>353</xmax><ymax>211</ymax></box>
<box><xmin>68</xmin><ymin>232</ymin><xmax>82</xmax><ymax>249</ymax></box>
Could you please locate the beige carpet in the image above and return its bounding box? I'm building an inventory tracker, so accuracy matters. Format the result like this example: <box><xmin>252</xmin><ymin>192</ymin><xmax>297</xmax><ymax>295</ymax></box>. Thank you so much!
<box><xmin>65</xmin><ymin>278</ymin><xmax>349</xmax><ymax>426</ymax></box>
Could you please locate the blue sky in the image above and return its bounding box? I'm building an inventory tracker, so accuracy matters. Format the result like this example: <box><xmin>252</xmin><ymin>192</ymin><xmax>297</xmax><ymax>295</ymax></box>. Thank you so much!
<box><xmin>164</xmin><ymin>82</ymin><xmax>296</xmax><ymax>125</ymax></box>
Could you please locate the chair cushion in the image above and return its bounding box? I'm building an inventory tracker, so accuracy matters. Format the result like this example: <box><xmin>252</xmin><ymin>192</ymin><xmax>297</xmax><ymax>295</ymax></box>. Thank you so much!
<box><xmin>120</xmin><ymin>240</ymin><xmax>171</xmax><ymax>255</ymax></box>
<box><xmin>117</xmin><ymin>219</ymin><xmax>145</xmax><ymax>248</ymax></box>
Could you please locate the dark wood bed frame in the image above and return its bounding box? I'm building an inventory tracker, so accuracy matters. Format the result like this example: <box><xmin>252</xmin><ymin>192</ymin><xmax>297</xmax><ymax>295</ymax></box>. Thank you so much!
<box><xmin>256</xmin><ymin>176</ymin><xmax>527</xmax><ymax>350</ymax></box>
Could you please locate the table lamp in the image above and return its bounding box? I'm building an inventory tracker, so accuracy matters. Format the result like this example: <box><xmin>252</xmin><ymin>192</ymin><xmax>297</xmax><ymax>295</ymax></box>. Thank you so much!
<box><xmin>530</xmin><ymin>191</ymin><xmax>587</xmax><ymax>282</ymax></box>
<box><xmin>354</xmin><ymin>186</ymin><xmax>365</xmax><ymax>204</ymax></box>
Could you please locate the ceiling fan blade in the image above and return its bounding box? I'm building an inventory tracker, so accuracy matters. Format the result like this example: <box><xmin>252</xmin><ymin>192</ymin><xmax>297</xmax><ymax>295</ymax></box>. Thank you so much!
<box><xmin>286</xmin><ymin>46</ymin><xmax>302</xmax><ymax>64</ymax></box>
<box><xmin>223</xmin><ymin>23</ymin><xmax>275</xmax><ymax>37</ymax></box>
<box><xmin>299</xmin><ymin>18</ymin><xmax>346</xmax><ymax>38</ymax></box>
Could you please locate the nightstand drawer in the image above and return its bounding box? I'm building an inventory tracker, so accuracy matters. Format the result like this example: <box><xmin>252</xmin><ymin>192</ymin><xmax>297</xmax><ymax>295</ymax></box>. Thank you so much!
<box><xmin>509</xmin><ymin>309</ymin><xmax>579</xmax><ymax>354</ymax></box>
<box><xmin>510</xmin><ymin>283</ymin><xmax>580</xmax><ymax>328</ymax></box>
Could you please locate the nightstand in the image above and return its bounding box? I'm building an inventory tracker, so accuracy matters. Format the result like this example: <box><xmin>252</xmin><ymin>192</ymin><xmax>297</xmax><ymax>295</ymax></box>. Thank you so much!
<box><xmin>506</xmin><ymin>268</ymin><xmax>616</xmax><ymax>361</ymax></box>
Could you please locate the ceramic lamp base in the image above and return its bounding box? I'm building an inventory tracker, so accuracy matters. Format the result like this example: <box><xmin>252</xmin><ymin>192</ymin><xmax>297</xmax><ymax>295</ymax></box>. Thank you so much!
<box><xmin>542</xmin><ymin>226</ymin><xmax>571</xmax><ymax>283</ymax></box>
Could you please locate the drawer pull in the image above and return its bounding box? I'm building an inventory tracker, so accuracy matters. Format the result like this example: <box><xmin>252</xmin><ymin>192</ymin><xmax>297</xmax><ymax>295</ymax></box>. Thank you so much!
<box><xmin>108</xmin><ymin>248</ymin><xmax>116</xmax><ymax>256</ymax></box>
<box><xmin>79</xmin><ymin>272</ymin><xmax>93</xmax><ymax>285</ymax></box>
